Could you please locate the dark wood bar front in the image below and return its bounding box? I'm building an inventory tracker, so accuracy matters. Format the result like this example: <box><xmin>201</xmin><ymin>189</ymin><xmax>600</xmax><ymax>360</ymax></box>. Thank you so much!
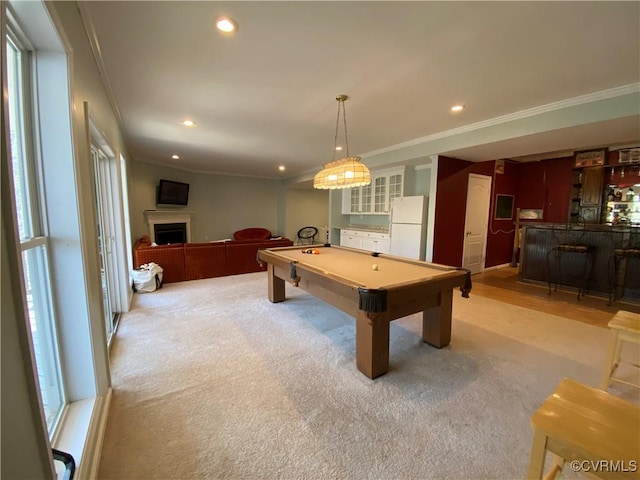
<box><xmin>519</xmin><ymin>223</ymin><xmax>640</xmax><ymax>304</ymax></box>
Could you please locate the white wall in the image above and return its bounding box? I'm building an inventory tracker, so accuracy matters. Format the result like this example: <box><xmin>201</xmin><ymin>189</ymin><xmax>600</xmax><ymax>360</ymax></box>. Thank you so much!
<box><xmin>285</xmin><ymin>188</ymin><xmax>329</xmax><ymax>243</ymax></box>
<box><xmin>412</xmin><ymin>165</ymin><xmax>431</xmax><ymax>197</ymax></box>
<box><xmin>130</xmin><ymin>159</ymin><xmax>329</xmax><ymax>243</ymax></box>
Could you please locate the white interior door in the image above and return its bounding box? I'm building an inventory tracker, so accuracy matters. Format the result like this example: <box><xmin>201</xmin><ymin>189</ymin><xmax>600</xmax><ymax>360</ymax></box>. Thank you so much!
<box><xmin>462</xmin><ymin>174</ymin><xmax>492</xmax><ymax>274</ymax></box>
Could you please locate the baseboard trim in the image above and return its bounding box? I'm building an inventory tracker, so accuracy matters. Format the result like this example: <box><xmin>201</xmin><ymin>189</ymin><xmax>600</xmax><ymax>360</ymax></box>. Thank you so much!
<box><xmin>86</xmin><ymin>387</ymin><xmax>113</xmax><ymax>480</ymax></box>
<box><xmin>483</xmin><ymin>263</ymin><xmax>512</xmax><ymax>272</ymax></box>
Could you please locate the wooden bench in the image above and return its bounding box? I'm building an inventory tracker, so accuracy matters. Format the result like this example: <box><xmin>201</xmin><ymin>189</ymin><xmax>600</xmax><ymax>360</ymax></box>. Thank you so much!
<box><xmin>600</xmin><ymin>310</ymin><xmax>640</xmax><ymax>390</ymax></box>
<box><xmin>527</xmin><ymin>378</ymin><xmax>639</xmax><ymax>480</ymax></box>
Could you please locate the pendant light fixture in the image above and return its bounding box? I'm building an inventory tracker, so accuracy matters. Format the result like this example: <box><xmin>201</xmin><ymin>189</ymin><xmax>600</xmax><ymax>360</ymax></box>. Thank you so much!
<box><xmin>313</xmin><ymin>95</ymin><xmax>371</xmax><ymax>190</ymax></box>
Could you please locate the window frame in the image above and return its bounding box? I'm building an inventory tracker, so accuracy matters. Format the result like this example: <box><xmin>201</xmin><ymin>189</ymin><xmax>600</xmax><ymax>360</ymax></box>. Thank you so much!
<box><xmin>5</xmin><ymin>20</ymin><xmax>67</xmax><ymax>437</ymax></box>
<box><xmin>4</xmin><ymin>3</ymin><xmax>114</xmax><ymax>476</ymax></box>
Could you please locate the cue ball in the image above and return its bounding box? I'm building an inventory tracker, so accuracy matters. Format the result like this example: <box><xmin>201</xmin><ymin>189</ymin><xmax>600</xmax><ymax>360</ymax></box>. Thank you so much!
<box><xmin>372</xmin><ymin>264</ymin><xmax>379</xmax><ymax>271</ymax></box>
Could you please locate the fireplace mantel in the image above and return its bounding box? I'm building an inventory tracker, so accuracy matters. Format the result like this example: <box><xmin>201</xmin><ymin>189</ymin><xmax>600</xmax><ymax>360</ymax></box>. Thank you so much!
<box><xmin>144</xmin><ymin>210</ymin><xmax>193</xmax><ymax>243</ymax></box>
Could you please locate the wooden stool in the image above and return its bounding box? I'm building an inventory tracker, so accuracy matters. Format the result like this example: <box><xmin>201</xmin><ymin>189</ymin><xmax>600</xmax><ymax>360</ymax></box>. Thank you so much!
<box><xmin>600</xmin><ymin>310</ymin><xmax>640</xmax><ymax>390</ymax></box>
<box><xmin>527</xmin><ymin>378</ymin><xmax>640</xmax><ymax>480</ymax></box>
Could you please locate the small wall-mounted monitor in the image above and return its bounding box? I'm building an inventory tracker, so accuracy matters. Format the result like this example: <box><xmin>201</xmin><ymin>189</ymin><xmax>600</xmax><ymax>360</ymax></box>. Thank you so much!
<box><xmin>495</xmin><ymin>194</ymin><xmax>514</xmax><ymax>220</ymax></box>
<box><xmin>157</xmin><ymin>179</ymin><xmax>189</xmax><ymax>206</ymax></box>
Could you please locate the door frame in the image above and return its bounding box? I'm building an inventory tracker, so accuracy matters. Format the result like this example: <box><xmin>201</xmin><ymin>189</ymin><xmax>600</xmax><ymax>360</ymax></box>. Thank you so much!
<box><xmin>86</xmin><ymin>103</ymin><xmax>131</xmax><ymax>346</ymax></box>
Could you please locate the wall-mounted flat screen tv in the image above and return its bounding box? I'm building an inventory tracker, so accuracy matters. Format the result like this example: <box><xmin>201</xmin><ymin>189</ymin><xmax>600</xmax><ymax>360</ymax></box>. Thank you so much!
<box><xmin>157</xmin><ymin>179</ymin><xmax>190</xmax><ymax>206</ymax></box>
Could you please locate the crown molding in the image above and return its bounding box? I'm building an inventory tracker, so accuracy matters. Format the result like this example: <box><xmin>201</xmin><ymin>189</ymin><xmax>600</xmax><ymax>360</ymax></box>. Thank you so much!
<box><xmin>76</xmin><ymin>3</ymin><xmax>129</xmax><ymax>149</ymax></box>
<box><xmin>363</xmin><ymin>83</ymin><xmax>640</xmax><ymax>159</ymax></box>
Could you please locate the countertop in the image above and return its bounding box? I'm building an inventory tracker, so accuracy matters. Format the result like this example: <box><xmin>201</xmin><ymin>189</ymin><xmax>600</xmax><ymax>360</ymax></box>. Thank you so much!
<box><xmin>341</xmin><ymin>225</ymin><xmax>390</xmax><ymax>234</ymax></box>
<box><xmin>519</xmin><ymin>222</ymin><xmax>639</xmax><ymax>231</ymax></box>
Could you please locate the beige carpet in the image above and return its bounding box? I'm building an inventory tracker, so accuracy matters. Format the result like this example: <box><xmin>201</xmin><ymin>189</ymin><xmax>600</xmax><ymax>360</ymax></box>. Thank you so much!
<box><xmin>98</xmin><ymin>272</ymin><xmax>639</xmax><ymax>480</ymax></box>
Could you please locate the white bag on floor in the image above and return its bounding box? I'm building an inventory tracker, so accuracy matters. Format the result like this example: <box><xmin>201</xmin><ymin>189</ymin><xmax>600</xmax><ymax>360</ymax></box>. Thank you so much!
<box><xmin>132</xmin><ymin>262</ymin><xmax>164</xmax><ymax>293</ymax></box>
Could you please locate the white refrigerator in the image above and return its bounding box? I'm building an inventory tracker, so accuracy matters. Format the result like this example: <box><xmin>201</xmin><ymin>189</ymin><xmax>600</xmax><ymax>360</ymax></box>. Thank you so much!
<box><xmin>389</xmin><ymin>196</ymin><xmax>427</xmax><ymax>260</ymax></box>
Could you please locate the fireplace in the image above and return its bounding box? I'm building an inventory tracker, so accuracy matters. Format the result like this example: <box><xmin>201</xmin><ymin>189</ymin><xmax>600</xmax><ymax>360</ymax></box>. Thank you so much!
<box><xmin>144</xmin><ymin>210</ymin><xmax>192</xmax><ymax>244</ymax></box>
<box><xmin>154</xmin><ymin>223</ymin><xmax>187</xmax><ymax>245</ymax></box>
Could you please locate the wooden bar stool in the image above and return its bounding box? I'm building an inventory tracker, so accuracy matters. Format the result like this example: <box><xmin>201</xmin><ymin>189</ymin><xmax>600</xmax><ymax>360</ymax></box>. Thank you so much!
<box><xmin>600</xmin><ymin>310</ymin><xmax>640</xmax><ymax>390</ymax></box>
<box><xmin>527</xmin><ymin>378</ymin><xmax>640</xmax><ymax>480</ymax></box>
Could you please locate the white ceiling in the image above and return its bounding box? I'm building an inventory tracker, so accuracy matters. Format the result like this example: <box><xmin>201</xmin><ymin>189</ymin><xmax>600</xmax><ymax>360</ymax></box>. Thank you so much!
<box><xmin>80</xmin><ymin>1</ymin><xmax>640</xmax><ymax>182</ymax></box>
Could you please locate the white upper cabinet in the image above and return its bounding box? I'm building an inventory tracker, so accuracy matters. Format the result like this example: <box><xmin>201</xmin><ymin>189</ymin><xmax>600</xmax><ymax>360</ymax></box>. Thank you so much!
<box><xmin>388</xmin><ymin>173</ymin><xmax>403</xmax><ymax>206</ymax></box>
<box><xmin>374</xmin><ymin>176</ymin><xmax>387</xmax><ymax>213</ymax></box>
<box><xmin>350</xmin><ymin>187</ymin><xmax>360</xmax><ymax>213</ymax></box>
<box><xmin>342</xmin><ymin>167</ymin><xmax>405</xmax><ymax>215</ymax></box>
<box><xmin>360</xmin><ymin>184</ymin><xmax>372</xmax><ymax>213</ymax></box>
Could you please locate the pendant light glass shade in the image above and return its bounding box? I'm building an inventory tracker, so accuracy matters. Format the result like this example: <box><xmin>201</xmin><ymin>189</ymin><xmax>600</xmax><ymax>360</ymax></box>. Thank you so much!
<box><xmin>313</xmin><ymin>156</ymin><xmax>371</xmax><ymax>189</ymax></box>
<box><xmin>313</xmin><ymin>95</ymin><xmax>371</xmax><ymax>190</ymax></box>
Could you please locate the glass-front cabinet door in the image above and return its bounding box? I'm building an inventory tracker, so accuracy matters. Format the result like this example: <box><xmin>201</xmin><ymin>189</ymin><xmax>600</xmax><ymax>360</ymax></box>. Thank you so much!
<box><xmin>374</xmin><ymin>176</ymin><xmax>387</xmax><ymax>212</ymax></box>
<box><xmin>350</xmin><ymin>187</ymin><xmax>361</xmax><ymax>213</ymax></box>
<box><xmin>341</xmin><ymin>167</ymin><xmax>404</xmax><ymax>214</ymax></box>
<box><xmin>360</xmin><ymin>184</ymin><xmax>372</xmax><ymax>213</ymax></box>
<box><xmin>388</xmin><ymin>173</ymin><xmax>403</xmax><ymax>207</ymax></box>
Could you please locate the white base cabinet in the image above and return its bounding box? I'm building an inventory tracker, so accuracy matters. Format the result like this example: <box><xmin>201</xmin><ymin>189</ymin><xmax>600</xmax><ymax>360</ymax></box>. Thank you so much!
<box><xmin>340</xmin><ymin>229</ymin><xmax>390</xmax><ymax>254</ymax></box>
<box><xmin>340</xmin><ymin>229</ymin><xmax>363</xmax><ymax>249</ymax></box>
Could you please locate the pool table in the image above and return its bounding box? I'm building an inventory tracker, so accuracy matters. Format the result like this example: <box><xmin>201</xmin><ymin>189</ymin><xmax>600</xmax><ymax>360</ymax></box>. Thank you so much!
<box><xmin>257</xmin><ymin>244</ymin><xmax>471</xmax><ymax>379</ymax></box>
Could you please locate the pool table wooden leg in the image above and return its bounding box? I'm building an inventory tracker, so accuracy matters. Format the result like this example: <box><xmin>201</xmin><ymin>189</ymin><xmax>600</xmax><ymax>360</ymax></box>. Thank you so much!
<box><xmin>422</xmin><ymin>289</ymin><xmax>453</xmax><ymax>348</ymax></box>
<box><xmin>267</xmin><ymin>264</ymin><xmax>285</xmax><ymax>303</ymax></box>
<box><xmin>355</xmin><ymin>311</ymin><xmax>390</xmax><ymax>379</ymax></box>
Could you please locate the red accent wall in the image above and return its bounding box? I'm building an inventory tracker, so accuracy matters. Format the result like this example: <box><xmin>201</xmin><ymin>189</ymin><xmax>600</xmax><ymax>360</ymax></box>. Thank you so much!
<box><xmin>433</xmin><ymin>157</ymin><xmax>472</xmax><ymax>267</ymax></box>
<box><xmin>516</xmin><ymin>156</ymin><xmax>573</xmax><ymax>224</ymax></box>
<box><xmin>432</xmin><ymin>152</ymin><xmax>639</xmax><ymax>269</ymax></box>
<box><xmin>542</xmin><ymin>157</ymin><xmax>574</xmax><ymax>223</ymax></box>
<box><xmin>433</xmin><ymin>156</ymin><xmax>508</xmax><ymax>267</ymax></box>
<box><xmin>516</xmin><ymin>161</ymin><xmax>546</xmax><ymax>216</ymax></box>
<box><xmin>433</xmin><ymin>155</ymin><xmax>578</xmax><ymax>269</ymax></box>
<box><xmin>486</xmin><ymin>161</ymin><xmax>519</xmax><ymax>267</ymax></box>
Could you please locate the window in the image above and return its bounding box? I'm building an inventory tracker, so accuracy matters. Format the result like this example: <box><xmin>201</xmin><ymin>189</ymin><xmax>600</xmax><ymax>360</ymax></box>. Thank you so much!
<box><xmin>6</xmin><ymin>31</ymin><xmax>66</xmax><ymax>433</ymax></box>
<box><xmin>92</xmin><ymin>144</ymin><xmax>117</xmax><ymax>345</ymax></box>
<box><xmin>4</xmin><ymin>3</ymin><xmax>115</xmax><ymax>473</ymax></box>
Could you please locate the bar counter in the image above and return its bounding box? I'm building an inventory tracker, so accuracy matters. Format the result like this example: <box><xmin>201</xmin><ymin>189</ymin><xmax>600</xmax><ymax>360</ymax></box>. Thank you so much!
<box><xmin>519</xmin><ymin>223</ymin><xmax>640</xmax><ymax>303</ymax></box>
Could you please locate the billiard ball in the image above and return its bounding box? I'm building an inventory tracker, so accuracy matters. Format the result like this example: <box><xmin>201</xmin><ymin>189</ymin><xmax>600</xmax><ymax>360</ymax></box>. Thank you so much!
<box><xmin>372</xmin><ymin>264</ymin><xmax>379</xmax><ymax>271</ymax></box>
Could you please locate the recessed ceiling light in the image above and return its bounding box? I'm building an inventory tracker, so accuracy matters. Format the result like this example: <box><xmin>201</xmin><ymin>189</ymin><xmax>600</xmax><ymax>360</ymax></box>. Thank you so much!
<box><xmin>278</xmin><ymin>165</ymin><xmax>286</xmax><ymax>172</ymax></box>
<box><xmin>182</xmin><ymin>120</ymin><xmax>196</xmax><ymax>127</ymax></box>
<box><xmin>451</xmin><ymin>104</ymin><xmax>466</xmax><ymax>112</ymax></box>
<box><xmin>171</xmin><ymin>154</ymin><xmax>180</xmax><ymax>159</ymax></box>
<box><xmin>216</xmin><ymin>16</ymin><xmax>238</xmax><ymax>33</ymax></box>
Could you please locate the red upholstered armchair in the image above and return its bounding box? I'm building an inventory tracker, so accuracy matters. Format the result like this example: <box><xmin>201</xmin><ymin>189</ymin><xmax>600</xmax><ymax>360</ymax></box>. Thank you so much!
<box><xmin>232</xmin><ymin>228</ymin><xmax>272</xmax><ymax>241</ymax></box>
